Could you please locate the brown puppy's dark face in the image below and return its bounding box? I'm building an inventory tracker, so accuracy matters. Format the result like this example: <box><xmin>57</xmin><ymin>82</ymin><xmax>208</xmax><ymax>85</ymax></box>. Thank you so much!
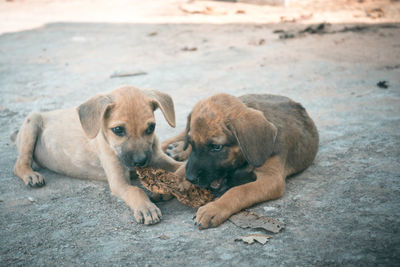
<box><xmin>184</xmin><ymin>94</ymin><xmax>277</xmax><ymax>194</ymax></box>
<box><xmin>185</xmin><ymin>122</ymin><xmax>247</xmax><ymax>191</ymax></box>
<box><xmin>78</xmin><ymin>87</ymin><xmax>176</xmax><ymax>168</ymax></box>
<box><xmin>185</xmin><ymin>136</ymin><xmax>253</xmax><ymax>194</ymax></box>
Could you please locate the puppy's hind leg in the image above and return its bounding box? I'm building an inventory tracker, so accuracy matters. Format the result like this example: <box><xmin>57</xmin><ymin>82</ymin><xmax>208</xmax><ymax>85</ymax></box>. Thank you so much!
<box><xmin>161</xmin><ymin>130</ymin><xmax>186</xmax><ymax>152</ymax></box>
<box><xmin>14</xmin><ymin>112</ymin><xmax>45</xmax><ymax>187</ymax></box>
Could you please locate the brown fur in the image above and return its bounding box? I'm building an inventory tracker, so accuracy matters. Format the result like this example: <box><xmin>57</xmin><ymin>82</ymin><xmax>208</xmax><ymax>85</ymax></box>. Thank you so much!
<box><xmin>162</xmin><ymin>93</ymin><xmax>318</xmax><ymax>229</ymax></box>
<box><xmin>13</xmin><ymin>86</ymin><xmax>182</xmax><ymax>225</ymax></box>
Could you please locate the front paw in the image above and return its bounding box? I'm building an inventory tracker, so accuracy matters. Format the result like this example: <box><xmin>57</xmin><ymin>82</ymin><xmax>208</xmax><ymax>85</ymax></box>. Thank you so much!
<box><xmin>165</xmin><ymin>141</ymin><xmax>188</xmax><ymax>161</ymax></box>
<box><xmin>195</xmin><ymin>202</ymin><xmax>230</xmax><ymax>229</ymax></box>
<box><xmin>14</xmin><ymin>166</ymin><xmax>45</xmax><ymax>188</ymax></box>
<box><xmin>133</xmin><ymin>201</ymin><xmax>162</xmax><ymax>225</ymax></box>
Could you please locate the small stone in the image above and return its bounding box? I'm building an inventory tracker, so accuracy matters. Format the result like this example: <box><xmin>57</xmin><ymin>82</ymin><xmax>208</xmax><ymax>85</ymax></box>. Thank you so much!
<box><xmin>263</xmin><ymin>206</ymin><xmax>276</xmax><ymax>212</ymax></box>
<box><xmin>159</xmin><ymin>235</ymin><xmax>169</xmax><ymax>240</ymax></box>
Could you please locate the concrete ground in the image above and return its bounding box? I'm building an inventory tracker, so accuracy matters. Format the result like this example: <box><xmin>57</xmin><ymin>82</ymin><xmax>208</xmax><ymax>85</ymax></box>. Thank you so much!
<box><xmin>0</xmin><ymin>0</ymin><xmax>399</xmax><ymax>266</ymax></box>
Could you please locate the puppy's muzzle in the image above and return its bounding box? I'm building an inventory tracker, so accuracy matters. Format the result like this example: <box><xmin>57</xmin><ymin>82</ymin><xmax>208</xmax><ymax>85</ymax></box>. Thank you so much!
<box><xmin>186</xmin><ymin>169</ymin><xmax>212</xmax><ymax>188</ymax></box>
<box><xmin>186</xmin><ymin>171</ymin><xmax>200</xmax><ymax>185</ymax></box>
<box><xmin>133</xmin><ymin>153</ymin><xmax>148</xmax><ymax>167</ymax></box>
<box><xmin>120</xmin><ymin>151</ymin><xmax>151</xmax><ymax>168</ymax></box>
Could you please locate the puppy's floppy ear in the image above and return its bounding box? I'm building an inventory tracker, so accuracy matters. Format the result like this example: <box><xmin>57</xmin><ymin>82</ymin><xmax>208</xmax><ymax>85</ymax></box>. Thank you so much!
<box><xmin>183</xmin><ymin>113</ymin><xmax>192</xmax><ymax>150</ymax></box>
<box><xmin>77</xmin><ymin>94</ymin><xmax>114</xmax><ymax>139</ymax></box>
<box><xmin>229</xmin><ymin>108</ymin><xmax>277</xmax><ymax>167</ymax></box>
<box><xmin>146</xmin><ymin>90</ymin><xmax>176</xmax><ymax>128</ymax></box>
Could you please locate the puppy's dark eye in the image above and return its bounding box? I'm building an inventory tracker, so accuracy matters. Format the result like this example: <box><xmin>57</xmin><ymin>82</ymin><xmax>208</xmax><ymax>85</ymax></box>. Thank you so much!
<box><xmin>145</xmin><ymin>123</ymin><xmax>156</xmax><ymax>135</ymax></box>
<box><xmin>210</xmin><ymin>144</ymin><xmax>223</xmax><ymax>152</ymax></box>
<box><xmin>111</xmin><ymin>126</ymin><xmax>126</xmax><ymax>137</ymax></box>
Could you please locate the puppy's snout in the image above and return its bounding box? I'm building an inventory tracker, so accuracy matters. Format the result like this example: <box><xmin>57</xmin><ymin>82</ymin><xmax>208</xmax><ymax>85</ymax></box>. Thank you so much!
<box><xmin>186</xmin><ymin>155</ymin><xmax>201</xmax><ymax>185</ymax></box>
<box><xmin>133</xmin><ymin>154</ymin><xmax>148</xmax><ymax>167</ymax></box>
<box><xmin>120</xmin><ymin>150</ymin><xmax>150</xmax><ymax>168</ymax></box>
<box><xmin>186</xmin><ymin>171</ymin><xmax>198</xmax><ymax>184</ymax></box>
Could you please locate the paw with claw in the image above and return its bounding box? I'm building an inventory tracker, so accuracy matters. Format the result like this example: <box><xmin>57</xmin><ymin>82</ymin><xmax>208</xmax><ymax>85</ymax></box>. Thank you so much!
<box><xmin>194</xmin><ymin>201</ymin><xmax>231</xmax><ymax>229</ymax></box>
<box><xmin>132</xmin><ymin>200</ymin><xmax>162</xmax><ymax>225</ymax></box>
<box><xmin>14</xmin><ymin>166</ymin><xmax>45</xmax><ymax>188</ymax></box>
<box><xmin>125</xmin><ymin>187</ymin><xmax>163</xmax><ymax>225</ymax></box>
<box><xmin>165</xmin><ymin>141</ymin><xmax>190</xmax><ymax>161</ymax></box>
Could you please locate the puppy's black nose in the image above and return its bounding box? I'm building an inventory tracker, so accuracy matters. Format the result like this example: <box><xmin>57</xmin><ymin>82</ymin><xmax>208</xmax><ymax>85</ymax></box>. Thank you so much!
<box><xmin>133</xmin><ymin>154</ymin><xmax>148</xmax><ymax>167</ymax></box>
<box><xmin>185</xmin><ymin>172</ymin><xmax>198</xmax><ymax>184</ymax></box>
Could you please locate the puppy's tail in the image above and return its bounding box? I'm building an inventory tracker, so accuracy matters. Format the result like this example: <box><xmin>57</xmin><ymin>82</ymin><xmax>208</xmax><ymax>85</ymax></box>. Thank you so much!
<box><xmin>10</xmin><ymin>130</ymin><xmax>18</xmax><ymax>144</ymax></box>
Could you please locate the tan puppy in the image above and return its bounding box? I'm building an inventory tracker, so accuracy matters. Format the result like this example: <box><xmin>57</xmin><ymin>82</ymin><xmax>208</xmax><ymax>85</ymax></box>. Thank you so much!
<box><xmin>163</xmin><ymin>93</ymin><xmax>319</xmax><ymax>229</ymax></box>
<box><xmin>13</xmin><ymin>86</ymin><xmax>181</xmax><ymax>225</ymax></box>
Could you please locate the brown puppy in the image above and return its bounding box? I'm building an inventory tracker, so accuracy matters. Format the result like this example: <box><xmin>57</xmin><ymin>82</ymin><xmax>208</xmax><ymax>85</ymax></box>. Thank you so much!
<box><xmin>13</xmin><ymin>86</ymin><xmax>182</xmax><ymax>225</ymax></box>
<box><xmin>163</xmin><ymin>93</ymin><xmax>319</xmax><ymax>229</ymax></box>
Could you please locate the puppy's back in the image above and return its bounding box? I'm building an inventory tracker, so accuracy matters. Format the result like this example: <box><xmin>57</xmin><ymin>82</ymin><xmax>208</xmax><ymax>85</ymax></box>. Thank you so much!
<box><xmin>239</xmin><ymin>94</ymin><xmax>319</xmax><ymax>176</ymax></box>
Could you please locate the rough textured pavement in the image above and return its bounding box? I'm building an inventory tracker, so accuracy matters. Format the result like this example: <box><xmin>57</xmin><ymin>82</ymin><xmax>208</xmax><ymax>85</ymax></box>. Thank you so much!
<box><xmin>0</xmin><ymin>21</ymin><xmax>399</xmax><ymax>266</ymax></box>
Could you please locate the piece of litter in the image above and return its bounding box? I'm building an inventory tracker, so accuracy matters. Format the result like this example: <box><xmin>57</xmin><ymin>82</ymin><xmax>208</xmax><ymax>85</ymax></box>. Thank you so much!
<box><xmin>235</xmin><ymin>234</ymin><xmax>272</xmax><ymax>245</ymax></box>
<box><xmin>263</xmin><ymin>206</ymin><xmax>276</xmax><ymax>212</ymax></box>
<box><xmin>179</xmin><ymin>3</ymin><xmax>226</xmax><ymax>15</ymax></box>
<box><xmin>181</xmin><ymin>46</ymin><xmax>197</xmax><ymax>52</ymax></box>
<box><xmin>366</xmin><ymin>8</ymin><xmax>384</xmax><ymax>19</ymax></box>
<box><xmin>28</xmin><ymin>197</ymin><xmax>35</xmax><ymax>202</ymax></box>
<box><xmin>110</xmin><ymin>72</ymin><xmax>147</xmax><ymax>78</ymax></box>
<box><xmin>377</xmin><ymin>81</ymin><xmax>389</xmax><ymax>89</ymax></box>
<box><xmin>279</xmin><ymin>32</ymin><xmax>295</xmax><ymax>39</ymax></box>
<box><xmin>179</xmin><ymin>3</ymin><xmax>210</xmax><ymax>14</ymax></box>
<box><xmin>229</xmin><ymin>211</ymin><xmax>284</xmax><ymax>233</ymax></box>
<box><xmin>300</xmin><ymin>23</ymin><xmax>330</xmax><ymax>34</ymax></box>
<box><xmin>159</xmin><ymin>235</ymin><xmax>169</xmax><ymax>240</ymax></box>
<box><xmin>280</xmin><ymin>16</ymin><xmax>296</xmax><ymax>23</ymax></box>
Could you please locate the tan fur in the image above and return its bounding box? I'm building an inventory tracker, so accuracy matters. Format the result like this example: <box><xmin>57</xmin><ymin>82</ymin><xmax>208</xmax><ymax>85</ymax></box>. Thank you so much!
<box><xmin>163</xmin><ymin>93</ymin><xmax>319</xmax><ymax>229</ymax></box>
<box><xmin>13</xmin><ymin>86</ymin><xmax>182</xmax><ymax>225</ymax></box>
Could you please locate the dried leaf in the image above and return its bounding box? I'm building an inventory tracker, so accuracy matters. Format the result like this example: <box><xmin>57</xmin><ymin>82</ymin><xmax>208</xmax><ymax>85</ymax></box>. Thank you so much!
<box><xmin>229</xmin><ymin>211</ymin><xmax>284</xmax><ymax>233</ymax></box>
<box><xmin>366</xmin><ymin>8</ymin><xmax>384</xmax><ymax>19</ymax></box>
<box><xmin>235</xmin><ymin>234</ymin><xmax>272</xmax><ymax>245</ymax></box>
<box><xmin>179</xmin><ymin>3</ymin><xmax>208</xmax><ymax>14</ymax></box>
<box><xmin>136</xmin><ymin>167</ymin><xmax>213</xmax><ymax>208</ymax></box>
<box><xmin>158</xmin><ymin>235</ymin><xmax>169</xmax><ymax>240</ymax></box>
<box><xmin>179</xmin><ymin>3</ymin><xmax>226</xmax><ymax>15</ymax></box>
<box><xmin>181</xmin><ymin>46</ymin><xmax>197</xmax><ymax>52</ymax></box>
